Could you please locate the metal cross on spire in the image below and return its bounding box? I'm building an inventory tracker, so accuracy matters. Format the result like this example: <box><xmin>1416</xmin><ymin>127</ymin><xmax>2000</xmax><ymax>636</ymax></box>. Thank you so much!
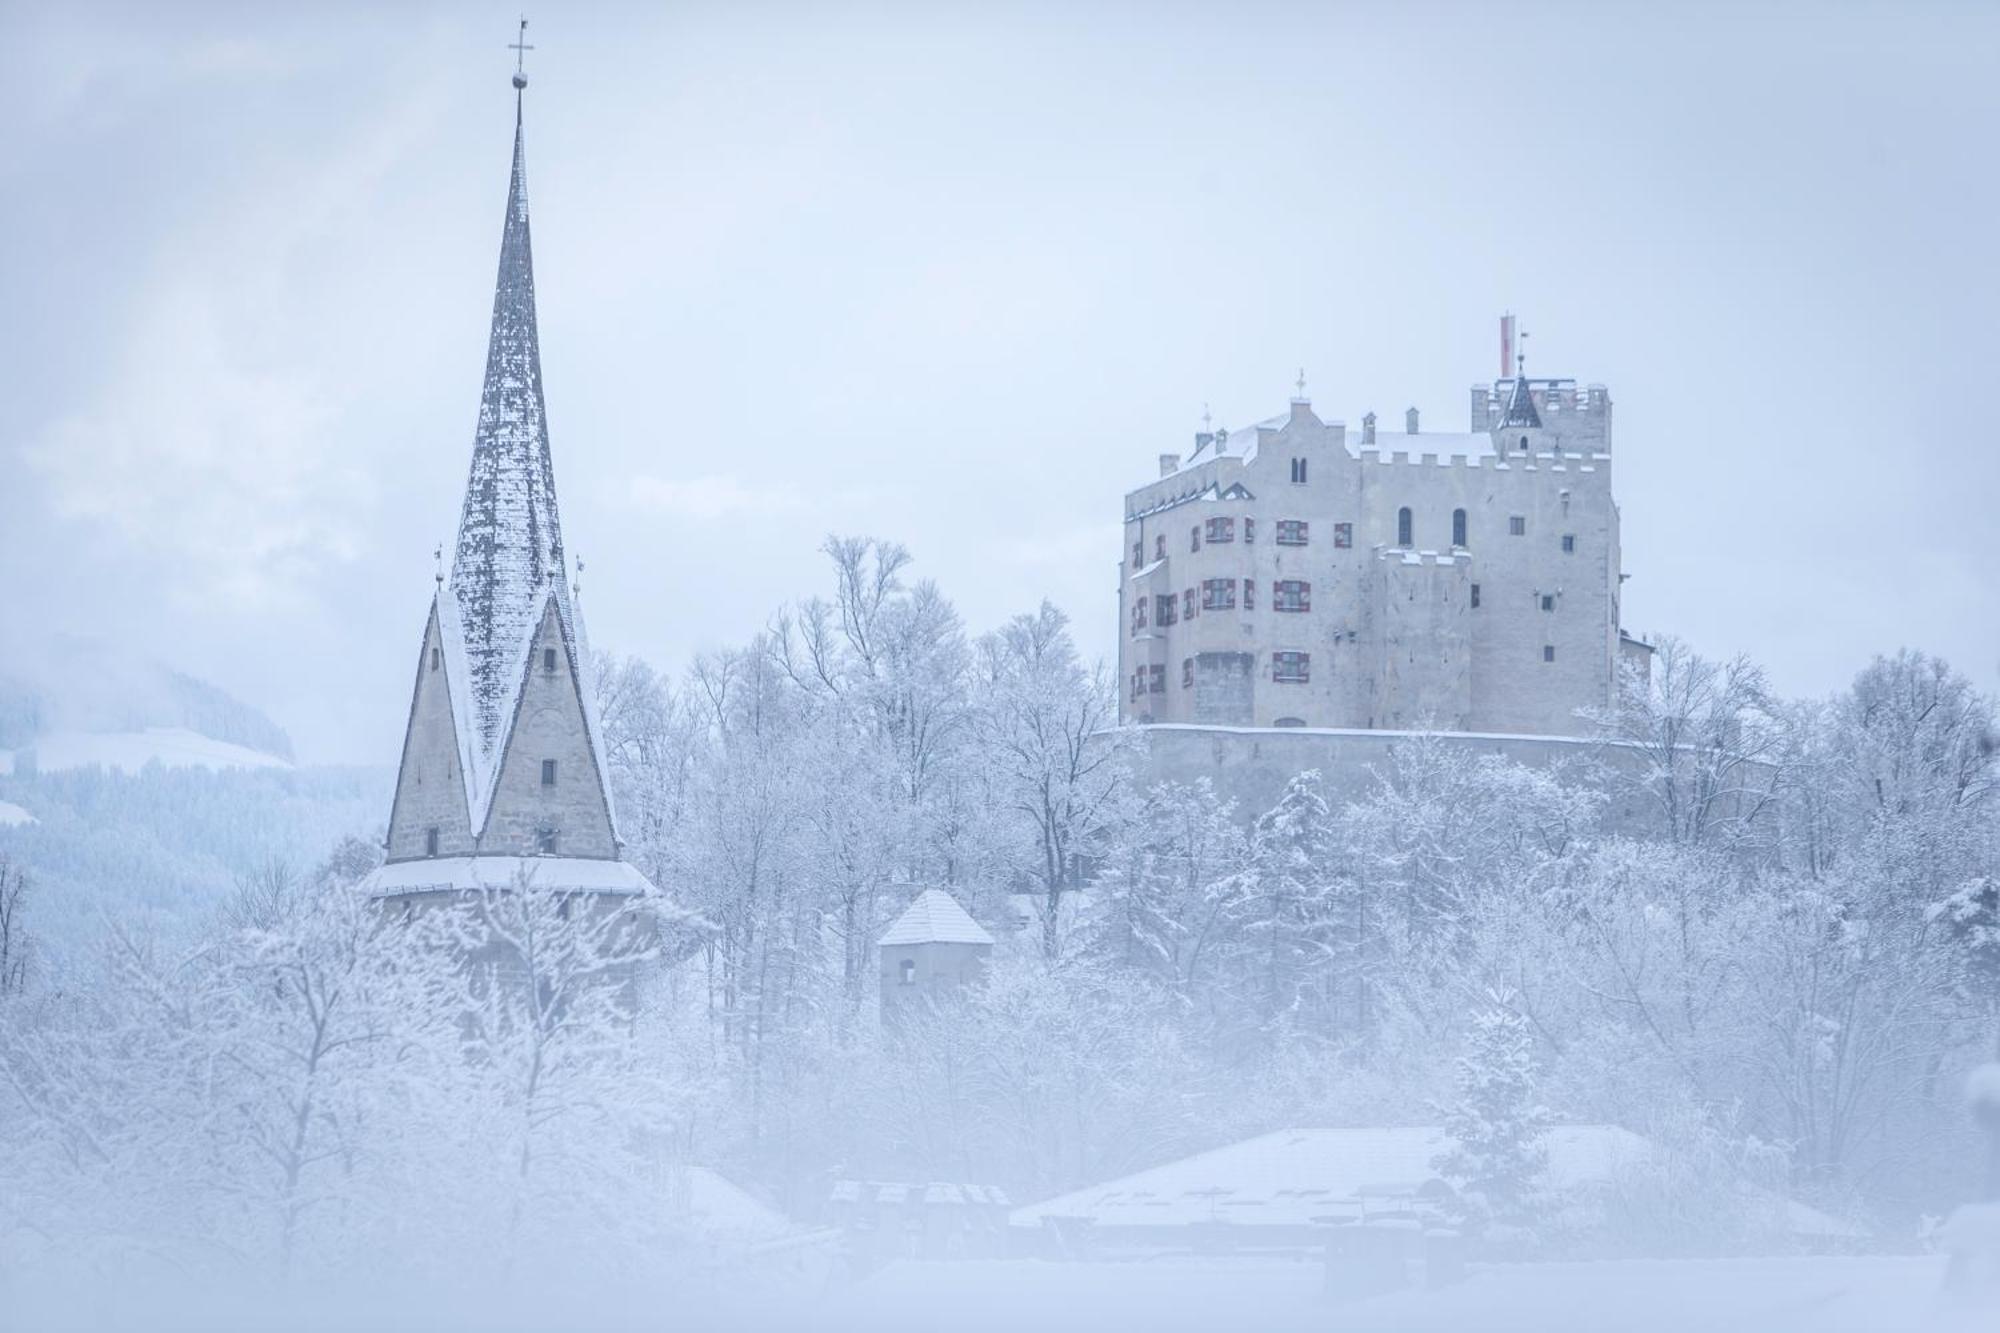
<box><xmin>509</xmin><ymin>17</ymin><xmax>534</xmax><ymax>89</ymax></box>
<box><xmin>1295</xmin><ymin>368</ymin><xmax>1307</xmax><ymax>400</ymax></box>
<box><xmin>1201</xmin><ymin>402</ymin><xmax>1212</xmax><ymax>431</ymax></box>
<box><xmin>1517</xmin><ymin>328</ymin><xmax>1530</xmax><ymax>378</ymax></box>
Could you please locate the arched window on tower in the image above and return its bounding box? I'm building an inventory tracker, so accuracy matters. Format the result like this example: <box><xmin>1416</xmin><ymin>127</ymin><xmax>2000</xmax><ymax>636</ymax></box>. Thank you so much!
<box><xmin>1452</xmin><ymin>508</ymin><xmax>1467</xmax><ymax>548</ymax></box>
<box><xmin>1397</xmin><ymin>507</ymin><xmax>1413</xmax><ymax>547</ymax></box>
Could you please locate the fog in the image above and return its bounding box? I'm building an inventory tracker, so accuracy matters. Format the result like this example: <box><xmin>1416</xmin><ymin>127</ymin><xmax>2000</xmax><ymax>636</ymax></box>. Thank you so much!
<box><xmin>4</xmin><ymin>2</ymin><xmax>2000</xmax><ymax>1330</ymax></box>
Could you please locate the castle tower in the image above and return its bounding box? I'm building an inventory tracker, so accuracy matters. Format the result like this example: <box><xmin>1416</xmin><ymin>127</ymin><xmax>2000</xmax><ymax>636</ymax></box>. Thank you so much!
<box><xmin>361</xmin><ymin>70</ymin><xmax>654</xmax><ymax>908</ymax></box>
<box><xmin>878</xmin><ymin>890</ymin><xmax>994</xmax><ymax>1023</ymax></box>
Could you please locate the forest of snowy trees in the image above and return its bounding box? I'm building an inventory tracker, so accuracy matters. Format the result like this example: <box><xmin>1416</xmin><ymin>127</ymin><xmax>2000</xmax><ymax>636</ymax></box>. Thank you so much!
<box><xmin>1</xmin><ymin>536</ymin><xmax>1996</xmax><ymax>1300</ymax></box>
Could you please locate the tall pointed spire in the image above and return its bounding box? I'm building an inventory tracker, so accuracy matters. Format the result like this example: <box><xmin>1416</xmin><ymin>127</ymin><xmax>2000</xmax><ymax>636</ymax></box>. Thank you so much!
<box><xmin>449</xmin><ymin>82</ymin><xmax>566</xmax><ymax>766</ymax></box>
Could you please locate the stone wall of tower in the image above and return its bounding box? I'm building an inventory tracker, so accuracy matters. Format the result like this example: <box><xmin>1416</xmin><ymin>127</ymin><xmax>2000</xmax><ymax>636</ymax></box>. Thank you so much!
<box><xmin>385</xmin><ymin>605</ymin><xmax>476</xmax><ymax>862</ymax></box>
<box><xmin>1118</xmin><ymin>381</ymin><xmax>1621</xmax><ymax>738</ymax></box>
<box><xmin>478</xmin><ymin>600</ymin><xmax>619</xmax><ymax>860</ymax></box>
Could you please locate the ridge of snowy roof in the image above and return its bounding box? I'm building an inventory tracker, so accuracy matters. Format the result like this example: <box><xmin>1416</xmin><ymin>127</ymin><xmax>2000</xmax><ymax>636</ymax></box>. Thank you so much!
<box><xmin>880</xmin><ymin>889</ymin><xmax>995</xmax><ymax>946</ymax></box>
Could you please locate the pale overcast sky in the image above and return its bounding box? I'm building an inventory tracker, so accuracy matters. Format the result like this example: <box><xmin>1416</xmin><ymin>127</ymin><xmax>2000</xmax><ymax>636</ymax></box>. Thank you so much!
<box><xmin>3</xmin><ymin>1</ymin><xmax>1996</xmax><ymax>763</ymax></box>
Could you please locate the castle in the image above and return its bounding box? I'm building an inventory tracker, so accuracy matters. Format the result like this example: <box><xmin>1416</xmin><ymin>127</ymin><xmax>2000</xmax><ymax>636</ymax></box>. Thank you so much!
<box><xmin>358</xmin><ymin>70</ymin><xmax>654</xmax><ymax>909</ymax></box>
<box><xmin>1119</xmin><ymin>323</ymin><xmax>1648</xmax><ymax>738</ymax></box>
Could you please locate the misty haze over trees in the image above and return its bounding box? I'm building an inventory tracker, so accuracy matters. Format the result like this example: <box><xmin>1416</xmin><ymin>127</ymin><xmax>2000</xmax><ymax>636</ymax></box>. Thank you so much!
<box><xmin>1</xmin><ymin>536</ymin><xmax>1994</xmax><ymax>1328</ymax></box>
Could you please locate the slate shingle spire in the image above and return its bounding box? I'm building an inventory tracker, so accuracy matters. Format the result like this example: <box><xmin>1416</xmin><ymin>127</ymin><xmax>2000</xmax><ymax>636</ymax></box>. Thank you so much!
<box><xmin>1500</xmin><ymin>373</ymin><xmax>1542</xmax><ymax>429</ymax></box>
<box><xmin>450</xmin><ymin>89</ymin><xmax>566</xmax><ymax>768</ymax></box>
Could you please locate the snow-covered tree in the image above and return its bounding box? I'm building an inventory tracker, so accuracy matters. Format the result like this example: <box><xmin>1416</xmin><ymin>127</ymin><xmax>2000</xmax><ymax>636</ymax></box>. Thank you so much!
<box><xmin>1435</xmin><ymin>992</ymin><xmax>1555</xmax><ymax>1242</ymax></box>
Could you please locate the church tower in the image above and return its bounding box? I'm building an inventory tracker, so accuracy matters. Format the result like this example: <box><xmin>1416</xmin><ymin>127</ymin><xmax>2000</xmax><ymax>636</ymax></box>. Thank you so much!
<box><xmin>362</xmin><ymin>59</ymin><xmax>654</xmax><ymax>908</ymax></box>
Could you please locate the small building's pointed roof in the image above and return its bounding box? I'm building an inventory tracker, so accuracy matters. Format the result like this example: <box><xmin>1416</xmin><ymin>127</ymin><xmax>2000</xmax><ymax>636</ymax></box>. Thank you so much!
<box><xmin>1500</xmin><ymin>375</ymin><xmax>1542</xmax><ymax>428</ymax></box>
<box><xmin>880</xmin><ymin>889</ymin><xmax>995</xmax><ymax>947</ymax></box>
<box><xmin>451</xmin><ymin>90</ymin><xmax>566</xmax><ymax>773</ymax></box>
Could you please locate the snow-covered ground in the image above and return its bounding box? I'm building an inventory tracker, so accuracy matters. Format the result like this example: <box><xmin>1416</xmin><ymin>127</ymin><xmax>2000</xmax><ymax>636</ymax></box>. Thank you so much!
<box><xmin>0</xmin><ymin>727</ymin><xmax>292</xmax><ymax>775</ymax></box>
<box><xmin>809</xmin><ymin>1255</ymin><xmax>1979</xmax><ymax>1333</ymax></box>
<box><xmin>0</xmin><ymin>798</ymin><xmax>35</xmax><ymax>826</ymax></box>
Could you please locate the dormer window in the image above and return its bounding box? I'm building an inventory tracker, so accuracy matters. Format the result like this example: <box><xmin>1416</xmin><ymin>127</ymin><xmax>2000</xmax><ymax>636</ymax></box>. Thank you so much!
<box><xmin>543</xmin><ymin>646</ymin><xmax>557</xmax><ymax>671</ymax></box>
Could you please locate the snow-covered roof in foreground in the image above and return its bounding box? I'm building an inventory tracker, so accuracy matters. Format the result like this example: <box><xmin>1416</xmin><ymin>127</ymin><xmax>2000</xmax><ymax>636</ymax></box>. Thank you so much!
<box><xmin>1012</xmin><ymin>1126</ymin><xmax>1857</xmax><ymax>1236</ymax></box>
<box><xmin>880</xmin><ymin>889</ymin><xmax>994</xmax><ymax>947</ymax></box>
<box><xmin>360</xmin><ymin>855</ymin><xmax>654</xmax><ymax>897</ymax></box>
<box><xmin>0</xmin><ymin>800</ymin><xmax>35</xmax><ymax>827</ymax></box>
<box><xmin>683</xmin><ymin>1166</ymin><xmax>793</xmax><ymax>1240</ymax></box>
<box><xmin>0</xmin><ymin>728</ymin><xmax>293</xmax><ymax>775</ymax></box>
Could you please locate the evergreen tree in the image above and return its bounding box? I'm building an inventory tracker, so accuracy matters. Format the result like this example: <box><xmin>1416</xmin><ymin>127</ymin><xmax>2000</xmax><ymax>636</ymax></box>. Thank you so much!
<box><xmin>1435</xmin><ymin>992</ymin><xmax>1554</xmax><ymax>1240</ymax></box>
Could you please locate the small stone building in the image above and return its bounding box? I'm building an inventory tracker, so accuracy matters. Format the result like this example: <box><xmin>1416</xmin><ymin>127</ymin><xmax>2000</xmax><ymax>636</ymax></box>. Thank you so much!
<box><xmin>878</xmin><ymin>889</ymin><xmax>994</xmax><ymax>1021</ymax></box>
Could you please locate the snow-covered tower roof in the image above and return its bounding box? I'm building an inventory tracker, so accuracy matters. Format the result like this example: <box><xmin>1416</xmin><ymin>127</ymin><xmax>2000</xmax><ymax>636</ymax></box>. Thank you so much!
<box><xmin>451</xmin><ymin>94</ymin><xmax>568</xmax><ymax>771</ymax></box>
<box><xmin>880</xmin><ymin>890</ymin><xmax>995</xmax><ymax>947</ymax></box>
<box><xmin>367</xmin><ymin>68</ymin><xmax>637</xmax><ymax>895</ymax></box>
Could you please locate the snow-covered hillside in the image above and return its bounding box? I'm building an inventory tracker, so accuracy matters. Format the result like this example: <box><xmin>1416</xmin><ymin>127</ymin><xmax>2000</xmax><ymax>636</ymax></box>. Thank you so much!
<box><xmin>0</xmin><ymin>726</ymin><xmax>293</xmax><ymax>776</ymax></box>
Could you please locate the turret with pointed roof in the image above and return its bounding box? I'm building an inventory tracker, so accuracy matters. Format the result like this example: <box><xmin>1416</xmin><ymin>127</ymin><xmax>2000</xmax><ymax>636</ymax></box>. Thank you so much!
<box><xmin>363</xmin><ymin>77</ymin><xmax>650</xmax><ymax>905</ymax></box>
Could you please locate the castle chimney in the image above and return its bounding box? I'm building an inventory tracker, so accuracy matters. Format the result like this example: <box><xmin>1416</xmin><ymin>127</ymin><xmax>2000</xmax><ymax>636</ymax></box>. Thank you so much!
<box><xmin>1405</xmin><ymin>406</ymin><xmax>1420</xmax><ymax>435</ymax></box>
<box><xmin>1159</xmin><ymin>454</ymin><xmax>1180</xmax><ymax>477</ymax></box>
<box><xmin>1500</xmin><ymin>314</ymin><xmax>1517</xmax><ymax>378</ymax></box>
<box><xmin>1362</xmin><ymin>411</ymin><xmax>1376</xmax><ymax>447</ymax></box>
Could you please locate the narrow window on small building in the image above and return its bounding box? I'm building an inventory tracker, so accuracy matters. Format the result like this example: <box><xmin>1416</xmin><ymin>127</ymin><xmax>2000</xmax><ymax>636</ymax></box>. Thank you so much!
<box><xmin>430</xmin><ymin>646</ymin><xmax>441</xmax><ymax>672</ymax></box>
<box><xmin>1562</xmin><ymin>534</ymin><xmax>1576</xmax><ymax>553</ymax></box>
<box><xmin>1452</xmin><ymin>508</ymin><xmax>1467</xmax><ymax>548</ymax></box>
<box><xmin>1471</xmin><ymin>583</ymin><xmax>1482</xmax><ymax>609</ymax></box>
<box><xmin>900</xmin><ymin>958</ymin><xmax>916</xmax><ymax>985</ymax></box>
<box><xmin>1543</xmin><ymin>645</ymin><xmax>1556</xmax><ymax>663</ymax></box>
<box><xmin>541</xmin><ymin>758</ymin><xmax>557</xmax><ymax>786</ymax></box>
<box><xmin>1519</xmin><ymin>435</ymin><xmax>1529</xmax><ymax>451</ymax></box>
<box><xmin>543</xmin><ymin>646</ymin><xmax>557</xmax><ymax>671</ymax></box>
<box><xmin>425</xmin><ymin>826</ymin><xmax>439</xmax><ymax>857</ymax></box>
<box><xmin>1509</xmin><ymin>515</ymin><xmax>1527</xmax><ymax>536</ymax></box>
<box><xmin>1541</xmin><ymin>594</ymin><xmax>1556</xmax><ymax>611</ymax></box>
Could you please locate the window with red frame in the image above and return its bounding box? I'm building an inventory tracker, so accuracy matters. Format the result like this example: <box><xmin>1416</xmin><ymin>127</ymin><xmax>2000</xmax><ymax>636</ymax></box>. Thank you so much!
<box><xmin>1154</xmin><ymin>593</ymin><xmax>1178</xmax><ymax>625</ymax></box>
<box><xmin>1131</xmin><ymin>599</ymin><xmax>1148</xmax><ymax>634</ymax></box>
<box><xmin>1272</xmin><ymin>651</ymin><xmax>1310</xmax><ymax>683</ymax></box>
<box><xmin>1276</xmin><ymin>520</ymin><xmax>1308</xmax><ymax>546</ymax></box>
<box><xmin>1201</xmin><ymin>578</ymin><xmax>1236</xmax><ymax>610</ymax></box>
<box><xmin>1204</xmin><ymin>516</ymin><xmax>1235</xmax><ymax>544</ymax></box>
<box><xmin>1333</xmin><ymin>522</ymin><xmax>1352</xmax><ymax>549</ymax></box>
<box><xmin>1244</xmin><ymin>517</ymin><xmax>1257</xmax><ymax>544</ymax></box>
<box><xmin>1148</xmin><ymin>664</ymin><xmax>1166</xmax><ymax>693</ymax></box>
<box><xmin>1274</xmin><ymin>580</ymin><xmax>1311</xmax><ymax>612</ymax></box>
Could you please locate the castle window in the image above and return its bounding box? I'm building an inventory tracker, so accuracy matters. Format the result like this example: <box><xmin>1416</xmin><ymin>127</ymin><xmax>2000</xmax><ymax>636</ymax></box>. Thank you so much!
<box><xmin>1201</xmin><ymin>578</ymin><xmax>1236</xmax><ymax>611</ymax></box>
<box><xmin>1242</xmin><ymin>579</ymin><xmax>1255</xmax><ymax>611</ymax></box>
<box><xmin>1155</xmin><ymin>535</ymin><xmax>1166</xmax><ymax>561</ymax></box>
<box><xmin>1190</xmin><ymin>526</ymin><xmax>1201</xmax><ymax>553</ymax></box>
<box><xmin>1132</xmin><ymin>598</ymin><xmax>1148</xmax><ymax>633</ymax></box>
<box><xmin>425</xmin><ymin>826</ymin><xmax>439</xmax><ymax>857</ymax></box>
<box><xmin>1541</xmin><ymin>594</ymin><xmax>1556</xmax><ymax>611</ymax></box>
<box><xmin>1272</xmin><ymin>651</ymin><xmax>1311</xmax><ymax>683</ymax></box>
<box><xmin>1519</xmin><ymin>435</ymin><xmax>1529</xmax><ymax>451</ymax></box>
<box><xmin>541</xmin><ymin>759</ymin><xmax>557</xmax><ymax>787</ymax></box>
<box><xmin>1132</xmin><ymin>541</ymin><xmax>1143</xmax><ymax>567</ymax></box>
<box><xmin>536</xmin><ymin>826</ymin><xmax>559</xmax><ymax>854</ymax></box>
<box><xmin>430</xmin><ymin>646</ymin><xmax>441</xmax><ymax>672</ymax></box>
<box><xmin>1509</xmin><ymin>515</ymin><xmax>1527</xmax><ymax>536</ymax></box>
<box><xmin>1397</xmin><ymin>507</ymin><xmax>1413</xmax><ymax>547</ymax></box>
<box><xmin>1204</xmin><ymin>517</ymin><xmax>1235</xmax><ymax>544</ymax></box>
<box><xmin>1244</xmin><ymin>518</ymin><xmax>1256</xmax><ymax>544</ymax></box>
<box><xmin>1543</xmin><ymin>645</ymin><xmax>1556</xmax><ymax>663</ymax></box>
<box><xmin>1148</xmin><ymin>665</ymin><xmax>1166</xmax><ymax>694</ymax></box>
<box><xmin>1273</xmin><ymin>580</ymin><xmax>1311</xmax><ymax>613</ymax></box>
<box><xmin>1182</xmin><ymin>658</ymin><xmax>1193</xmax><ymax>689</ymax></box>
<box><xmin>1274</xmin><ymin>716</ymin><xmax>1307</xmax><ymax>727</ymax></box>
<box><xmin>1333</xmin><ymin>522</ymin><xmax>1352</xmax><ymax>549</ymax></box>
<box><xmin>1562</xmin><ymin>534</ymin><xmax>1576</xmax><ymax>553</ymax></box>
<box><xmin>543</xmin><ymin>646</ymin><xmax>557</xmax><ymax>671</ymax></box>
<box><xmin>1130</xmin><ymin>671</ymin><xmax>1144</xmax><ymax>700</ymax></box>
<box><xmin>900</xmin><ymin>958</ymin><xmax>916</xmax><ymax>985</ymax></box>
<box><xmin>1452</xmin><ymin>508</ymin><xmax>1467</xmax><ymax>548</ymax></box>
<box><xmin>1471</xmin><ymin>583</ymin><xmax>1482</xmax><ymax>609</ymax></box>
<box><xmin>1155</xmin><ymin>594</ymin><xmax>1178</xmax><ymax>626</ymax></box>
<box><xmin>1276</xmin><ymin>520</ymin><xmax>1308</xmax><ymax>546</ymax></box>
<box><xmin>1290</xmin><ymin>458</ymin><xmax>1308</xmax><ymax>484</ymax></box>
<box><xmin>1183</xmin><ymin>588</ymin><xmax>1197</xmax><ymax>619</ymax></box>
